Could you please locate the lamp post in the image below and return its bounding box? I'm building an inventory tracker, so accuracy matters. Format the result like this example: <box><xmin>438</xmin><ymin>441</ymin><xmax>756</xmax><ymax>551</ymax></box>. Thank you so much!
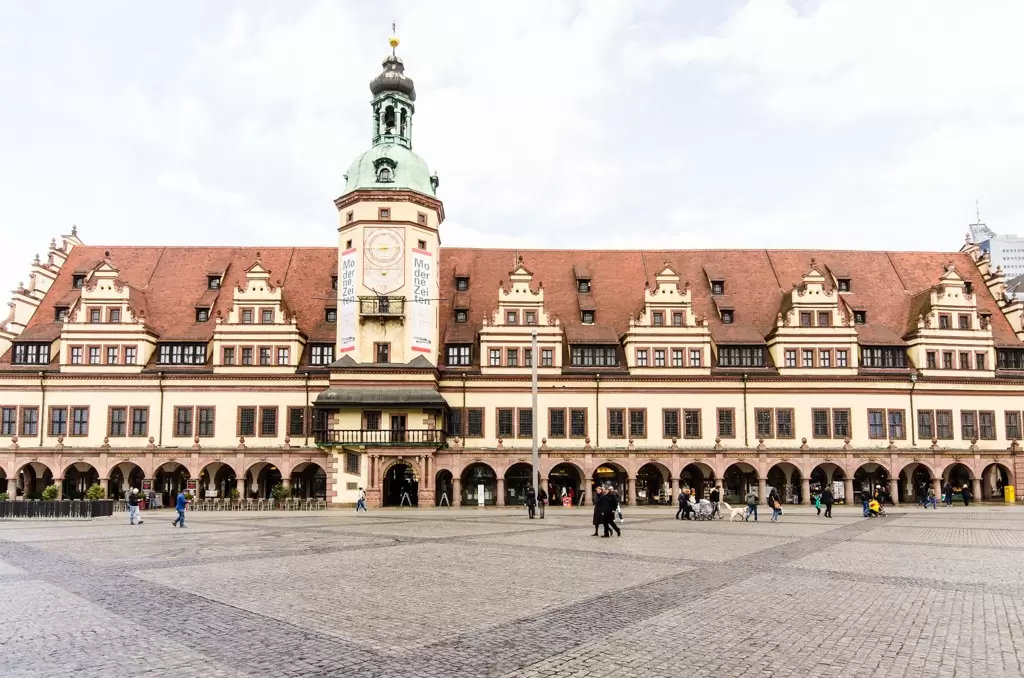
<box><xmin>531</xmin><ymin>329</ymin><xmax>540</xmax><ymax>497</ymax></box>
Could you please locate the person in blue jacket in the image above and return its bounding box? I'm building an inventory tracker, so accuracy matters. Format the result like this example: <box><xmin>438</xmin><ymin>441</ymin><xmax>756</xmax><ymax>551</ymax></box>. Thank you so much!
<box><xmin>171</xmin><ymin>490</ymin><xmax>187</xmax><ymax>528</ymax></box>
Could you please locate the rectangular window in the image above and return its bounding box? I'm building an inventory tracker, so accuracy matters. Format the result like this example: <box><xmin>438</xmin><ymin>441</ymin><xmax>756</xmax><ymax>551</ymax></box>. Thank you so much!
<box><xmin>1007</xmin><ymin>411</ymin><xmax>1022</xmax><ymax>440</ymax></box>
<box><xmin>943</xmin><ymin>352</ymin><xmax>953</xmax><ymax>369</ymax></box>
<box><xmin>506</xmin><ymin>311</ymin><xmax>518</xmax><ymax>325</ymax></box>
<box><xmin>497</xmin><ymin>408</ymin><xmax>515</xmax><ymax>438</ymax></box>
<box><xmin>108</xmin><ymin>407</ymin><xmax>127</xmax><ymax>437</ymax></box>
<box><xmin>378</xmin><ymin>208</ymin><xmax>390</xmax><ymax>219</ymax></box>
<box><xmin>467</xmin><ymin>408</ymin><xmax>484</xmax><ymax>437</ymax></box>
<box><xmin>672</xmin><ymin>312</ymin><xmax>684</xmax><ymax>327</ymax></box>
<box><xmin>261</xmin><ymin>309</ymin><xmax>273</xmax><ymax>324</ymax></box>
<box><xmin>364</xmin><ymin>411</ymin><xmax>381</xmax><ymax>430</ymax></box>
<box><xmin>517</xmin><ymin>409</ymin><xmax>533</xmax><ymax>438</ymax></box>
<box><xmin>174</xmin><ymin>406</ymin><xmax>193</xmax><ymax>437</ymax></box>
<box><xmin>939</xmin><ymin>314</ymin><xmax>950</xmax><ymax>329</ymax></box>
<box><xmin>125</xmin><ymin>347</ymin><xmax>137</xmax><ymax>365</ymax></box>
<box><xmin>311</xmin><ymin>344</ymin><xmax>334</xmax><ymax>366</ymax></box>
<box><xmin>241</xmin><ymin>348</ymin><xmax>253</xmax><ymax>365</ymax></box>
<box><xmin>222</xmin><ymin>347</ymin><xmax>236</xmax><ymax>365</ymax></box>
<box><xmin>456</xmin><ymin>277</ymin><xmax>469</xmax><ymax>292</ymax></box>
<box><xmin>157</xmin><ymin>343</ymin><xmax>207</xmax><ymax>365</ymax></box>
<box><xmin>13</xmin><ymin>343</ymin><xmax>51</xmax><ymax>365</ymax></box>
<box><xmin>717</xmin><ymin>409</ymin><xmax>735</xmax><ymax>438</ymax></box>
<box><xmin>926</xmin><ymin>351</ymin><xmax>937</xmax><ymax>369</ymax></box>
<box><xmin>345</xmin><ymin>452</ymin><xmax>360</xmax><ymax>475</ymax></box>
<box><xmin>549</xmin><ymin>409</ymin><xmax>566</xmax><ymax>438</ymax></box>
<box><xmin>959</xmin><ymin>314</ymin><xmax>970</xmax><ymax>329</ymax></box>
<box><xmin>652</xmin><ymin>312</ymin><xmax>664</xmax><ymax>326</ymax></box>
<box><xmin>861</xmin><ymin>347</ymin><xmax>907</xmax><ymax>368</ymax></box>
<box><xmin>447</xmin><ymin>409</ymin><xmax>463</xmax><ymax>437</ymax></box>
<box><xmin>802</xmin><ymin>349</ymin><xmax>814</xmax><ymax>367</ymax></box>
<box><xmin>70</xmin><ymin>407</ymin><xmax>88</xmax><ymax>436</ymax></box>
<box><xmin>979</xmin><ymin>411</ymin><xmax>996</xmax><ymax>440</ymax></box>
<box><xmin>690</xmin><ymin>349</ymin><xmax>701</xmax><ymax>367</ymax></box>
<box><xmin>455</xmin><ymin>310</ymin><xmax>468</xmax><ymax>323</ymax></box>
<box><xmin>959</xmin><ymin>352</ymin><xmax>970</xmax><ymax>370</ymax></box>
<box><xmin>0</xmin><ymin>407</ymin><xmax>16</xmax><ymax>436</ymax></box>
<box><xmin>976</xmin><ymin>353</ymin><xmax>986</xmax><ymax>370</ymax></box>
<box><xmin>490</xmin><ymin>349</ymin><xmax>501</xmax><ymax>366</ymax></box>
<box><xmin>570</xmin><ymin>409</ymin><xmax>587</xmax><ymax>437</ymax></box>
<box><xmin>446</xmin><ymin>345</ymin><xmax>471</xmax><ymax>366</ymax></box>
<box><xmin>71</xmin><ymin>346</ymin><xmax>82</xmax><ymax>364</ymax></box>
<box><xmin>717</xmin><ymin>347</ymin><xmax>765</xmax><ymax>367</ymax></box>
<box><xmin>683</xmin><ymin>409</ymin><xmax>701</xmax><ymax>439</ymax></box>
<box><xmin>776</xmin><ymin>409</ymin><xmax>794</xmax><ymax>438</ymax></box>
<box><xmin>817</xmin><ymin>312</ymin><xmax>830</xmax><ymax>327</ymax></box>
<box><xmin>837</xmin><ymin>349</ymin><xmax>848</xmax><ymax>367</ymax></box>
<box><xmin>819</xmin><ymin>350</ymin><xmax>831</xmax><ymax>368</ymax></box>
<box><xmin>209</xmin><ymin>275</ymin><xmax>221</xmax><ymax>290</ymax></box>
<box><xmin>325</xmin><ymin>309</ymin><xmax>337</xmax><ymax>323</ymax></box>
<box><xmin>525</xmin><ymin>311</ymin><xmax>536</xmax><ymax>325</ymax></box>
<box><xmin>259</xmin><ymin>407</ymin><xmax>278</xmax><ymax>437</ymax></box>
<box><xmin>49</xmin><ymin>407</ymin><xmax>68</xmax><ymax>437</ymax></box>
<box><xmin>506</xmin><ymin>348</ymin><xmax>518</xmax><ymax>367</ymax></box>
<box><xmin>672</xmin><ymin>349</ymin><xmax>683</xmax><ymax>367</ymax></box>
<box><xmin>867</xmin><ymin>409</ymin><xmax>886</xmax><ymax>439</ymax></box>
<box><xmin>812</xmin><ymin>408</ymin><xmax>831</xmax><ymax>438</ymax></box>
<box><xmin>109</xmin><ymin>308</ymin><xmax>121</xmax><ymax>323</ymax></box>
<box><xmin>541</xmin><ymin>349</ymin><xmax>553</xmax><ymax>366</ymax></box>
<box><xmin>629</xmin><ymin>409</ymin><xmax>646</xmax><ymax>438</ymax></box>
<box><xmin>130</xmin><ymin>407</ymin><xmax>148</xmax><ymax>437</ymax></box>
<box><xmin>961</xmin><ymin>411</ymin><xmax>977</xmax><ymax>440</ymax></box>
<box><xmin>582</xmin><ymin>310</ymin><xmax>595</xmax><ymax>324</ymax></box>
<box><xmin>833</xmin><ymin>409</ymin><xmax>851</xmax><ymax>439</ymax></box>
<box><xmin>257</xmin><ymin>348</ymin><xmax>270</xmax><ymax>366</ymax></box>
<box><xmin>887</xmin><ymin>409</ymin><xmax>905</xmax><ymax>439</ymax></box>
<box><xmin>277</xmin><ymin>348</ymin><xmax>289</xmax><ymax>365</ymax></box>
<box><xmin>569</xmin><ymin>346</ymin><xmax>618</xmax><ymax>366</ymax></box>
<box><xmin>288</xmin><ymin>407</ymin><xmax>306</xmax><ymax>437</ymax></box>
<box><xmin>21</xmin><ymin>407</ymin><xmax>38</xmax><ymax>436</ymax></box>
<box><xmin>89</xmin><ymin>347</ymin><xmax>100</xmax><ymax>365</ymax></box>
<box><xmin>375</xmin><ymin>343</ymin><xmax>390</xmax><ymax>363</ymax></box>
<box><xmin>636</xmin><ymin>349</ymin><xmax>648</xmax><ymax>367</ymax></box>
<box><xmin>654</xmin><ymin>349</ymin><xmax>665</xmax><ymax>367</ymax></box>
<box><xmin>755</xmin><ymin>408</ymin><xmax>774</xmax><ymax>438</ymax></box>
<box><xmin>197</xmin><ymin>407</ymin><xmax>215</xmax><ymax>437</ymax></box>
<box><xmin>90</xmin><ymin>308</ymin><xmax>101</xmax><ymax>323</ymax></box>
<box><xmin>241</xmin><ymin>309</ymin><xmax>253</xmax><ymax>324</ymax></box>
<box><xmin>918</xmin><ymin>410</ymin><xmax>934</xmax><ymax>440</ymax></box>
<box><xmin>936</xmin><ymin>410</ymin><xmax>953</xmax><ymax>439</ymax></box>
<box><xmin>106</xmin><ymin>347</ymin><xmax>119</xmax><ymax>364</ymax></box>
<box><xmin>800</xmin><ymin>312</ymin><xmax>812</xmax><ymax>327</ymax></box>
<box><xmin>711</xmin><ymin>281</ymin><xmax>724</xmax><ymax>295</ymax></box>
<box><xmin>238</xmin><ymin>406</ymin><xmax>256</xmax><ymax>437</ymax></box>
<box><xmin>524</xmin><ymin>349</ymin><xmax>532</xmax><ymax>367</ymax></box>
<box><xmin>663</xmin><ymin>409</ymin><xmax>680</xmax><ymax>439</ymax></box>
<box><xmin>784</xmin><ymin>350</ymin><xmax>796</xmax><ymax>368</ymax></box>
<box><xmin>607</xmin><ymin>408</ymin><xmax>625</xmax><ymax>438</ymax></box>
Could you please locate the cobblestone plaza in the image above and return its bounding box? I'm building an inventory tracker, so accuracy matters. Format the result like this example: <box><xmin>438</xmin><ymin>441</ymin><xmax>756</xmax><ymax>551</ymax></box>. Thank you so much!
<box><xmin>1</xmin><ymin>506</ymin><xmax>1024</xmax><ymax>677</ymax></box>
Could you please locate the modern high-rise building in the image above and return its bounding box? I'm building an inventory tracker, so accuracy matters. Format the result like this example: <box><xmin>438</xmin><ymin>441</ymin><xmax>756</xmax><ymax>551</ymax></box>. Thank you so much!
<box><xmin>970</xmin><ymin>219</ymin><xmax>1024</xmax><ymax>298</ymax></box>
<box><xmin>0</xmin><ymin>39</ymin><xmax>1021</xmax><ymax>509</ymax></box>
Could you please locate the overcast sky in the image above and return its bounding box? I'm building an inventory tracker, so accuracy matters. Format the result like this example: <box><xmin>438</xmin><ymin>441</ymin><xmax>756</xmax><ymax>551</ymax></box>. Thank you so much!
<box><xmin>2</xmin><ymin>0</ymin><xmax>1023</xmax><ymax>295</ymax></box>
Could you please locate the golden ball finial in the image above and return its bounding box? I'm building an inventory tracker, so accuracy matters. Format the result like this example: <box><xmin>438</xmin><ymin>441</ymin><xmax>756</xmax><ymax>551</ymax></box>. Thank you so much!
<box><xmin>389</xmin><ymin>36</ymin><xmax>400</xmax><ymax>49</ymax></box>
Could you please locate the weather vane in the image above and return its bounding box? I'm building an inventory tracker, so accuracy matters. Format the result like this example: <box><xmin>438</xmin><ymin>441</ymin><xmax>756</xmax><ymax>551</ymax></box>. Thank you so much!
<box><xmin>390</xmin><ymin>21</ymin><xmax>399</xmax><ymax>55</ymax></box>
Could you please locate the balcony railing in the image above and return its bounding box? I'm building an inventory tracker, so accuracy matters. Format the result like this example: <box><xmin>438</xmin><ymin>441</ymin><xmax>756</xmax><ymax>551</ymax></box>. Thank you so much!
<box><xmin>359</xmin><ymin>296</ymin><xmax>405</xmax><ymax>317</ymax></box>
<box><xmin>314</xmin><ymin>428</ymin><xmax>445</xmax><ymax>447</ymax></box>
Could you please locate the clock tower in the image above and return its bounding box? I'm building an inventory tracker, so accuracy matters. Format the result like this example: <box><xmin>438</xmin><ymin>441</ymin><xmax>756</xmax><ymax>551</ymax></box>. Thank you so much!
<box><xmin>333</xmin><ymin>34</ymin><xmax>444</xmax><ymax>368</ymax></box>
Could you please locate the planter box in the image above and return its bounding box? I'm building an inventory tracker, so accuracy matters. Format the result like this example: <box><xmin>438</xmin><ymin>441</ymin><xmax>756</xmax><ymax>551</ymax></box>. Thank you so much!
<box><xmin>0</xmin><ymin>499</ymin><xmax>114</xmax><ymax>519</ymax></box>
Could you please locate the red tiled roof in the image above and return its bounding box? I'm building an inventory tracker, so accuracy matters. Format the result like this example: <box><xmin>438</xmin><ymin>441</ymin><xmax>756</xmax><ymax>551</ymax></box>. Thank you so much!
<box><xmin>444</xmin><ymin>324</ymin><xmax>476</xmax><ymax>344</ymax></box>
<box><xmin>855</xmin><ymin>325</ymin><xmax>906</xmax><ymax>347</ymax></box>
<box><xmin>564</xmin><ymin>325</ymin><xmax>619</xmax><ymax>344</ymax></box>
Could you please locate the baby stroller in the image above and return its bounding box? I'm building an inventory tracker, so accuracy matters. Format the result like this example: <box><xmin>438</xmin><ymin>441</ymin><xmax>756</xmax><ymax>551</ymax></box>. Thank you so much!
<box><xmin>691</xmin><ymin>499</ymin><xmax>714</xmax><ymax>521</ymax></box>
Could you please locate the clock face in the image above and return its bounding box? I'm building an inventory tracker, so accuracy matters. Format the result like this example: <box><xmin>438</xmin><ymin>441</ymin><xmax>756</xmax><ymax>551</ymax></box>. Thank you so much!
<box><xmin>366</xmin><ymin>229</ymin><xmax>403</xmax><ymax>267</ymax></box>
<box><xmin>363</xmin><ymin>227</ymin><xmax>405</xmax><ymax>295</ymax></box>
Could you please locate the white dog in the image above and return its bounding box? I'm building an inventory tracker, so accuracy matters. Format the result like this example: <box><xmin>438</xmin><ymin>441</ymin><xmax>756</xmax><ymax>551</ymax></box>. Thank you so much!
<box><xmin>723</xmin><ymin>501</ymin><xmax>745</xmax><ymax>521</ymax></box>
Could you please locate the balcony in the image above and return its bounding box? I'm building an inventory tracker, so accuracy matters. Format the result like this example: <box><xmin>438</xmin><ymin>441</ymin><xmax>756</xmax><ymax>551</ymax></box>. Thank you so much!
<box><xmin>314</xmin><ymin>428</ymin><xmax>445</xmax><ymax>447</ymax></box>
<box><xmin>359</xmin><ymin>296</ymin><xmax>405</xmax><ymax>319</ymax></box>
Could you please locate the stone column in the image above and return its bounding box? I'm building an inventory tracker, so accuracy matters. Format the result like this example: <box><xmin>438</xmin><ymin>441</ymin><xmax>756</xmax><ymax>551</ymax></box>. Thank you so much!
<box><xmin>844</xmin><ymin>478</ymin><xmax>855</xmax><ymax>505</ymax></box>
<box><xmin>889</xmin><ymin>478</ymin><xmax>900</xmax><ymax>505</ymax></box>
<box><xmin>801</xmin><ymin>477</ymin><xmax>811</xmax><ymax>505</ymax></box>
<box><xmin>452</xmin><ymin>478</ymin><xmax>462</xmax><ymax>507</ymax></box>
<box><xmin>626</xmin><ymin>477</ymin><xmax>635</xmax><ymax>506</ymax></box>
<box><xmin>584</xmin><ymin>481</ymin><xmax>593</xmax><ymax>507</ymax></box>
<box><xmin>6</xmin><ymin>476</ymin><xmax>16</xmax><ymax>498</ymax></box>
<box><xmin>933</xmin><ymin>477</ymin><xmax>942</xmax><ymax>499</ymax></box>
<box><xmin>235</xmin><ymin>476</ymin><xmax>245</xmax><ymax>499</ymax></box>
<box><xmin>496</xmin><ymin>478</ymin><xmax>506</xmax><ymax>507</ymax></box>
<box><xmin>757</xmin><ymin>477</ymin><xmax>767</xmax><ymax>504</ymax></box>
<box><xmin>972</xmin><ymin>477</ymin><xmax>983</xmax><ymax>503</ymax></box>
<box><xmin>55</xmin><ymin>479</ymin><xmax>63</xmax><ymax>500</ymax></box>
<box><xmin>670</xmin><ymin>477</ymin><xmax>679</xmax><ymax>500</ymax></box>
<box><xmin>368</xmin><ymin>455</ymin><xmax>376</xmax><ymax>489</ymax></box>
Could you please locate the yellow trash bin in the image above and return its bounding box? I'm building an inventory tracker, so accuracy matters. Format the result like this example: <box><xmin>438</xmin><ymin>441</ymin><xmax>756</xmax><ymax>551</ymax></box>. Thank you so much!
<box><xmin>1005</xmin><ymin>485</ymin><xmax>1016</xmax><ymax>503</ymax></box>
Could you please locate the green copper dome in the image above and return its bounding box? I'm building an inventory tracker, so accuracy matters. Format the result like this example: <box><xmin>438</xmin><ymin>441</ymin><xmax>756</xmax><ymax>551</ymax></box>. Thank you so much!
<box><xmin>341</xmin><ymin>143</ymin><xmax>437</xmax><ymax>198</ymax></box>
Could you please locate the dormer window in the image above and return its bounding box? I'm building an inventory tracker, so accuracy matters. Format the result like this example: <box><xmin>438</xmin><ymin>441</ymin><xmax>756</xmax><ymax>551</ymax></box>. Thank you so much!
<box><xmin>582</xmin><ymin>310</ymin><xmax>595</xmax><ymax>325</ymax></box>
<box><xmin>12</xmin><ymin>342</ymin><xmax>50</xmax><ymax>365</ymax></box>
<box><xmin>325</xmin><ymin>308</ymin><xmax>337</xmax><ymax>323</ymax></box>
<box><xmin>72</xmin><ymin>275</ymin><xmax>85</xmax><ymax>289</ymax></box>
<box><xmin>196</xmin><ymin>308</ymin><xmax>210</xmax><ymax>322</ymax></box>
<box><xmin>455</xmin><ymin>310</ymin><xmax>468</xmax><ymax>323</ymax></box>
<box><xmin>854</xmin><ymin>311</ymin><xmax>867</xmax><ymax>325</ymax></box>
<box><xmin>837</xmin><ymin>279</ymin><xmax>851</xmax><ymax>292</ymax></box>
<box><xmin>208</xmin><ymin>276</ymin><xmax>221</xmax><ymax>290</ymax></box>
<box><xmin>980</xmin><ymin>312</ymin><xmax>991</xmax><ymax>329</ymax></box>
<box><xmin>711</xmin><ymin>281</ymin><xmax>724</xmax><ymax>295</ymax></box>
<box><xmin>377</xmin><ymin>166</ymin><xmax>393</xmax><ymax>183</ymax></box>
<box><xmin>54</xmin><ymin>306</ymin><xmax>68</xmax><ymax>322</ymax></box>
<box><xmin>721</xmin><ymin>310</ymin><xmax>734</xmax><ymax>324</ymax></box>
<box><xmin>578</xmin><ymin>280</ymin><xmax>591</xmax><ymax>293</ymax></box>
<box><xmin>456</xmin><ymin>277</ymin><xmax>469</xmax><ymax>292</ymax></box>
<box><xmin>331</xmin><ymin>276</ymin><xmax>338</xmax><ymax>291</ymax></box>
<box><xmin>965</xmin><ymin>281</ymin><xmax>974</xmax><ymax>296</ymax></box>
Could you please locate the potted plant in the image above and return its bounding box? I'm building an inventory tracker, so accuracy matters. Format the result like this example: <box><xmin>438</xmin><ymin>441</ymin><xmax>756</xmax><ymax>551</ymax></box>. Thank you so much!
<box><xmin>271</xmin><ymin>483</ymin><xmax>290</xmax><ymax>502</ymax></box>
<box><xmin>230</xmin><ymin>487</ymin><xmax>240</xmax><ymax>500</ymax></box>
<box><xmin>0</xmin><ymin>492</ymin><xmax>8</xmax><ymax>501</ymax></box>
<box><xmin>86</xmin><ymin>484</ymin><xmax>105</xmax><ymax>501</ymax></box>
<box><xmin>41</xmin><ymin>485</ymin><xmax>59</xmax><ymax>501</ymax></box>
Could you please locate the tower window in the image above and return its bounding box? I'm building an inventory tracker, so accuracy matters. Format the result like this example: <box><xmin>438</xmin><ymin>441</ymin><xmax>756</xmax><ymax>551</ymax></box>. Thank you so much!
<box><xmin>456</xmin><ymin>277</ymin><xmax>469</xmax><ymax>292</ymax></box>
<box><xmin>346</xmin><ymin>211</ymin><xmax>354</xmax><ymax>223</ymax></box>
<box><xmin>378</xmin><ymin>208</ymin><xmax>390</xmax><ymax>219</ymax></box>
<box><xmin>377</xmin><ymin>166</ymin><xmax>393</xmax><ymax>183</ymax></box>
<box><xmin>208</xmin><ymin>276</ymin><xmax>221</xmax><ymax>290</ymax></box>
<box><xmin>837</xmin><ymin>279</ymin><xmax>851</xmax><ymax>292</ymax></box>
<box><xmin>325</xmin><ymin>308</ymin><xmax>337</xmax><ymax>323</ymax></box>
<box><xmin>455</xmin><ymin>310</ymin><xmax>468</xmax><ymax>323</ymax></box>
<box><xmin>417</xmin><ymin>239</ymin><xmax>427</xmax><ymax>250</ymax></box>
<box><xmin>417</xmin><ymin>212</ymin><xmax>427</xmax><ymax>225</ymax></box>
<box><xmin>331</xmin><ymin>276</ymin><xmax>338</xmax><ymax>291</ymax></box>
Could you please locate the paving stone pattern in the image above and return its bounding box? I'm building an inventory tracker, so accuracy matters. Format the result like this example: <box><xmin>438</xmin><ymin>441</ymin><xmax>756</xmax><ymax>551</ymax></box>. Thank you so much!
<box><xmin>1</xmin><ymin>505</ymin><xmax>1024</xmax><ymax>677</ymax></box>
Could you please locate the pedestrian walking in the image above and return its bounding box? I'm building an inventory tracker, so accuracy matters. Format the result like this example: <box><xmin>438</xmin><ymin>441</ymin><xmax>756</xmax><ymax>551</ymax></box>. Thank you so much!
<box><xmin>768</xmin><ymin>487</ymin><xmax>782</xmax><ymax>522</ymax></box>
<box><xmin>675</xmin><ymin>487</ymin><xmax>687</xmax><ymax>520</ymax></box>
<box><xmin>861</xmin><ymin>483</ymin><xmax>871</xmax><ymax>517</ymax></box>
<box><xmin>814</xmin><ymin>491</ymin><xmax>822</xmax><ymax>516</ymax></box>
<box><xmin>943</xmin><ymin>482</ymin><xmax>953</xmax><ymax>506</ymax></box>
<box><xmin>744</xmin><ymin>488</ymin><xmax>758</xmax><ymax>521</ymax></box>
<box><xmin>961</xmin><ymin>484</ymin><xmax>972</xmax><ymax>507</ymax></box>
<box><xmin>592</xmin><ymin>486</ymin><xmax>605</xmax><ymax>536</ymax></box>
<box><xmin>924</xmin><ymin>487</ymin><xmax>938</xmax><ymax>509</ymax></box>
<box><xmin>127</xmin><ymin>488</ymin><xmax>144</xmax><ymax>525</ymax></box>
<box><xmin>355</xmin><ymin>487</ymin><xmax>367</xmax><ymax>512</ymax></box>
<box><xmin>537</xmin><ymin>486</ymin><xmax>547</xmax><ymax>519</ymax></box>
<box><xmin>602</xmin><ymin>488</ymin><xmax>621</xmax><ymax>537</ymax></box>
<box><xmin>821</xmin><ymin>485</ymin><xmax>834</xmax><ymax>518</ymax></box>
<box><xmin>171</xmin><ymin>489</ymin><xmax>187</xmax><ymax>528</ymax></box>
<box><xmin>710</xmin><ymin>484</ymin><xmax>722</xmax><ymax>519</ymax></box>
<box><xmin>525</xmin><ymin>487</ymin><xmax>537</xmax><ymax>519</ymax></box>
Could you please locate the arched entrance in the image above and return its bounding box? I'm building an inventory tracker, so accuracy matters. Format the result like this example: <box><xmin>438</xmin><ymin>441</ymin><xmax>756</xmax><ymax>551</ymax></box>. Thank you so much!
<box><xmin>290</xmin><ymin>462</ymin><xmax>326</xmax><ymax>499</ymax></box>
<box><xmin>434</xmin><ymin>469</ymin><xmax>453</xmax><ymax>506</ymax></box>
<box><xmin>461</xmin><ymin>463</ymin><xmax>496</xmax><ymax>506</ymax></box>
<box><xmin>199</xmin><ymin>462</ymin><xmax>237</xmax><ymax>499</ymax></box>
<box><xmin>155</xmin><ymin>462</ymin><xmax>191</xmax><ymax>506</ymax></box>
<box><xmin>16</xmin><ymin>462</ymin><xmax>53</xmax><ymax>499</ymax></box>
<box><xmin>853</xmin><ymin>463</ymin><xmax>890</xmax><ymax>504</ymax></box>
<box><xmin>636</xmin><ymin>463</ymin><xmax>668</xmax><ymax>505</ymax></box>
<box><xmin>681</xmin><ymin>462</ymin><xmax>715</xmax><ymax>500</ymax></box>
<box><xmin>504</xmin><ymin>463</ymin><xmax>532</xmax><ymax>506</ymax></box>
<box><xmin>810</xmin><ymin>463</ymin><xmax>845</xmax><ymax>501</ymax></box>
<box><xmin>722</xmin><ymin>462</ymin><xmax>757</xmax><ymax>504</ymax></box>
<box><xmin>943</xmin><ymin>463</ymin><xmax>972</xmax><ymax>490</ymax></box>
<box><xmin>766</xmin><ymin>462</ymin><xmax>802</xmax><ymax>504</ymax></box>
<box><xmin>383</xmin><ymin>462</ymin><xmax>418</xmax><ymax>506</ymax></box>
<box><xmin>899</xmin><ymin>462</ymin><xmax>934</xmax><ymax>503</ymax></box>
<box><xmin>981</xmin><ymin>463</ymin><xmax>1012</xmax><ymax>501</ymax></box>
<box><xmin>245</xmin><ymin>462</ymin><xmax>282</xmax><ymax>499</ymax></box>
<box><xmin>62</xmin><ymin>462</ymin><xmax>99</xmax><ymax>500</ymax></box>
<box><xmin>548</xmin><ymin>463</ymin><xmax>583</xmax><ymax>506</ymax></box>
<box><xmin>592</xmin><ymin>462</ymin><xmax>626</xmax><ymax>503</ymax></box>
<box><xmin>108</xmin><ymin>462</ymin><xmax>145</xmax><ymax>500</ymax></box>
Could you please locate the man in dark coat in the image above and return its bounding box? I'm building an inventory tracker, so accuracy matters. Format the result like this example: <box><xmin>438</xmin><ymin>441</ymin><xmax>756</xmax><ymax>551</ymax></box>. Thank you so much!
<box><xmin>602</xmin><ymin>489</ymin><xmax>621</xmax><ymax>537</ymax></box>
<box><xmin>525</xmin><ymin>487</ymin><xmax>537</xmax><ymax>519</ymax></box>
<box><xmin>537</xmin><ymin>486</ymin><xmax>548</xmax><ymax>519</ymax></box>
<box><xmin>821</xmin><ymin>485</ymin><xmax>834</xmax><ymax>518</ymax></box>
<box><xmin>592</xmin><ymin>486</ymin><xmax>605</xmax><ymax>536</ymax></box>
